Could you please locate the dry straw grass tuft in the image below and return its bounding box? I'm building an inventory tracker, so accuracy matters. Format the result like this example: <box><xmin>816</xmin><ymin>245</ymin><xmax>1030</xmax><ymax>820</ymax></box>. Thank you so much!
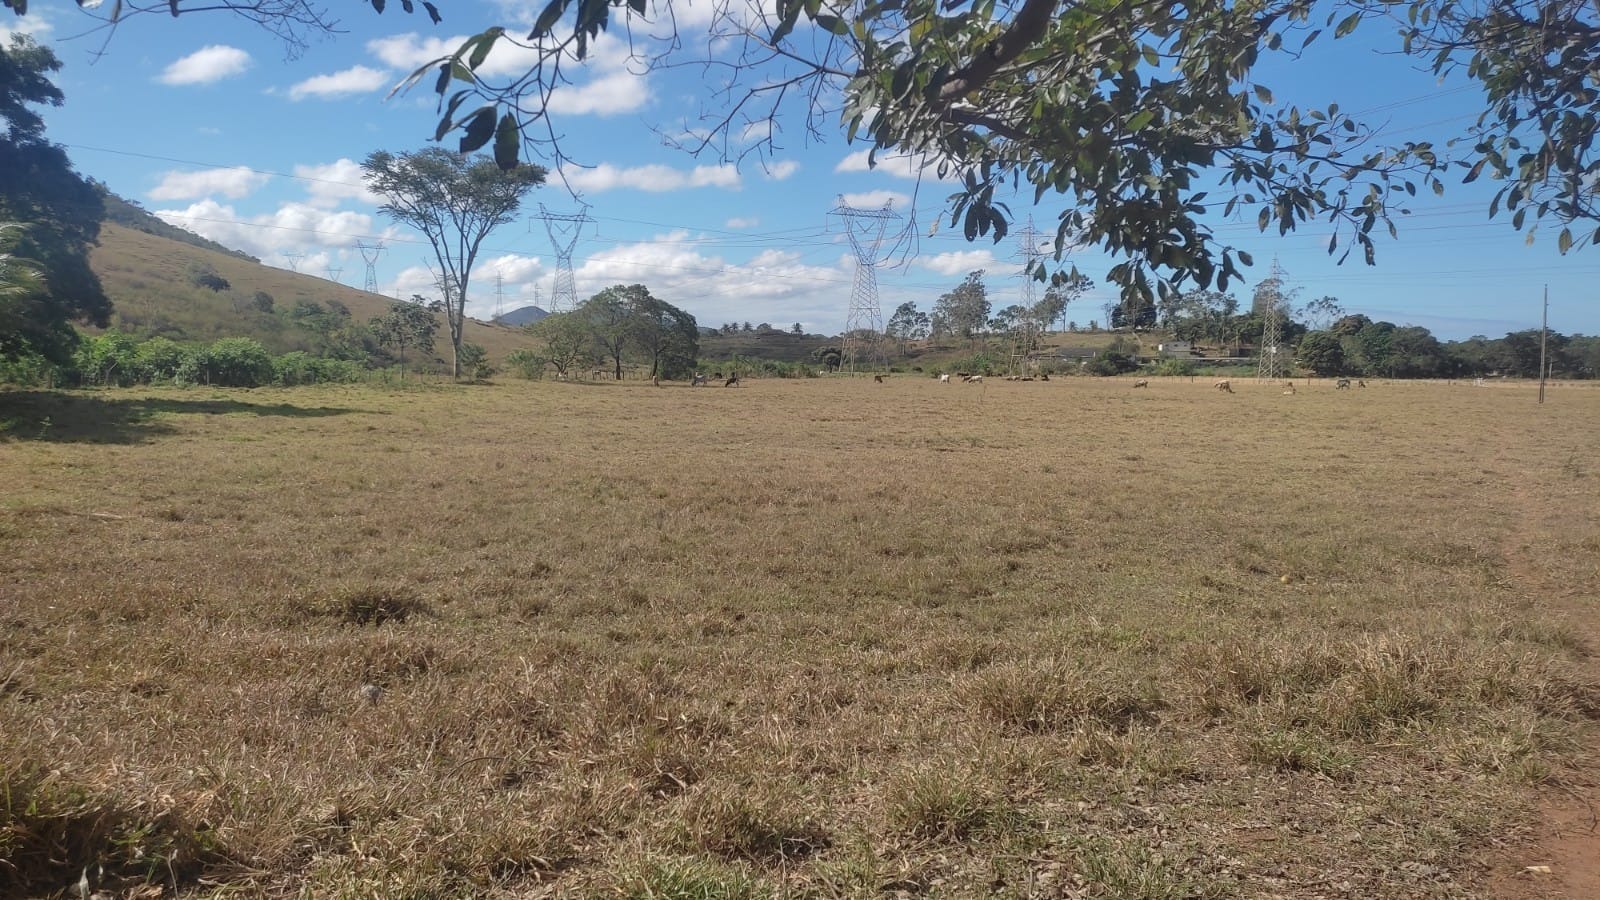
<box><xmin>3</xmin><ymin>376</ymin><xmax>1597</xmax><ymax>896</ymax></box>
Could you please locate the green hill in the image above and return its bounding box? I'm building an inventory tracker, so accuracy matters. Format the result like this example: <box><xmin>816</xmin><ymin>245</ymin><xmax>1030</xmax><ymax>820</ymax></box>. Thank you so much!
<box><xmin>88</xmin><ymin>222</ymin><xmax>536</xmax><ymax>363</ymax></box>
<box><xmin>95</xmin><ymin>185</ymin><xmax>260</xmax><ymax>263</ymax></box>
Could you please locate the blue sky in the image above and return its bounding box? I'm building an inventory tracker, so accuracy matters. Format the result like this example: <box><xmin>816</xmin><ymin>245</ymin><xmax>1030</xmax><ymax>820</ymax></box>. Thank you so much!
<box><xmin>5</xmin><ymin>1</ymin><xmax>1596</xmax><ymax>339</ymax></box>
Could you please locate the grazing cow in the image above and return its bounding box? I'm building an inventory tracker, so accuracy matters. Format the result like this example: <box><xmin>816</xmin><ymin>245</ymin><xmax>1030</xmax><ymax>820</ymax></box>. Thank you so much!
<box><xmin>691</xmin><ymin>373</ymin><xmax>709</xmax><ymax>387</ymax></box>
<box><xmin>1357</xmin><ymin>379</ymin><xmax>1368</xmax><ymax>388</ymax></box>
<box><xmin>1132</xmin><ymin>379</ymin><xmax>1149</xmax><ymax>388</ymax></box>
<box><xmin>1039</xmin><ymin>373</ymin><xmax>1049</xmax><ymax>381</ymax></box>
<box><xmin>652</xmin><ymin>374</ymin><xmax>662</xmax><ymax>388</ymax></box>
<box><xmin>965</xmin><ymin>375</ymin><xmax>984</xmax><ymax>383</ymax></box>
<box><xmin>724</xmin><ymin>373</ymin><xmax>741</xmax><ymax>387</ymax></box>
<box><xmin>874</xmin><ymin>374</ymin><xmax>884</xmax><ymax>383</ymax></box>
<box><xmin>1336</xmin><ymin>378</ymin><xmax>1351</xmax><ymax>390</ymax></box>
<box><xmin>1283</xmin><ymin>383</ymin><xmax>1297</xmax><ymax>395</ymax></box>
<box><xmin>939</xmin><ymin>374</ymin><xmax>951</xmax><ymax>383</ymax></box>
<box><xmin>1214</xmin><ymin>379</ymin><xmax>1233</xmax><ymax>393</ymax></box>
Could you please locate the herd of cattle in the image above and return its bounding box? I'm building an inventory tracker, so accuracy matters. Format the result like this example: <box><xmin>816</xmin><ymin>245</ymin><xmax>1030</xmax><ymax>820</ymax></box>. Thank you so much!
<box><xmin>665</xmin><ymin>373</ymin><xmax>1376</xmax><ymax>390</ymax></box>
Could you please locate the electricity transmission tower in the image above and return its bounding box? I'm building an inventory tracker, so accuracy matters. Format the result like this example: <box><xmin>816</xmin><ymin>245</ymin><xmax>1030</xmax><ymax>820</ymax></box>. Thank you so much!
<box><xmin>830</xmin><ymin>197</ymin><xmax>904</xmax><ymax>374</ymax></box>
<box><xmin>1011</xmin><ymin>218</ymin><xmax>1045</xmax><ymax>376</ymax></box>
<box><xmin>357</xmin><ymin>240</ymin><xmax>386</xmax><ymax>293</ymax></box>
<box><xmin>282</xmin><ymin>251</ymin><xmax>303</xmax><ymax>273</ymax></box>
<box><xmin>535</xmin><ymin>205</ymin><xmax>590</xmax><ymax>313</ymax></box>
<box><xmin>325</xmin><ymin>265</ymin><xmax>343</xmax><ymax>284</ymax></box>
<box><xmin>1256</xmin><ymin>258</ymin><xmax>1290</xmax><ymax>380</ymax></box>
<box><xmin>494</xmin><ymin>273</ymin><xmax>506</xmax><ymax>322</ymax></box>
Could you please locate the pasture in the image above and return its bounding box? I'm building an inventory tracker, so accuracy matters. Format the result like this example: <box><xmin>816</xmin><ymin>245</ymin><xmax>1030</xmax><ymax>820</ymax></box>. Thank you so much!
<box><xmin>2</xmin><ymin>376</ymin><xmax>1598</xmax><ymax>898</ymax></box>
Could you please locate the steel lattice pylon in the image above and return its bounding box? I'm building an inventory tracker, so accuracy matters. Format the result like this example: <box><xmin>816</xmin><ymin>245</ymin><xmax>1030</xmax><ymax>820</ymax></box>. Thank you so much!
<box><xmin>357</xmin><ymin>240</ymin><xmax>385</xmax><ymax>293</ymax></box>
<box><xmin>830</xmin><ymin>197</ymin><xmax>903</xmax><ymax>375</ymax></box>
<box><xmin>1010</xmin><ymin>218</ymin><xmax>1044</xmax><ymax>376</ymax></box>
<box><xmin>1256</xmin><ymin>258</ymin><xmax>1290</xmax><ymax>380</ymax></box>
<box><xmin>535</xmin><ymin>205</ymin><xmax>590</xmax><ymax>313</ymax></box>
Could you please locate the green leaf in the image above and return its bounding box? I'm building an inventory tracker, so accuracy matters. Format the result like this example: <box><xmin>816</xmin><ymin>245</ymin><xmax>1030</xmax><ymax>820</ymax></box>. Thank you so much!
<box><xmin>433</xmin><ymin>63</ymin><xmax>450</xmax><ymax>98</ymax></box>
<box><xmin>369</xmin><ymin>0</ymin><xmax>385</xmax><ymax>11</ymax></box>
<box><xmin>459</xmin><ymin>106</ymin><xmax>496</xmax><ymax>153</ymax></box>
<box><xmin>468</xmin><ymin>28</ymin><xmax>504</xmax><ymax>70</ymax></box>
<box><xmin>1238</xmin><ymin>251</ymin><xmax>1254</xmax><ymax>266</ymax></box>
<box><xmin>1257</xmin><ymin>207</ymin><xmax>1271</xmax><ymax>231</ymax></box>
<box><xmin>1559</xmin><ymin>227</ymin><xmax>1573</xmax><ymax>254</ymax></box>
<box><xmin>1335</xmin><ymin>12</ymin><xmax>1360</xmax><ymax>37</ymax></box>
<box><xmin>1254</xmin><ymin>84</ymin><xmax>1273</xmax><ymax>104</ymax></box>
<box><xmin>531</xmin><ymin>0</ymin><xmax>567</xmax><ymax>38</ymax></box>
<box><xmin>815</xmin><ymin>13</ymin><xmax>848</xmax><ymax>34</ymax></box>
<box><xmin>494</xmin><ymin>112</ymin><xmax>520</xmax><ymax>170</ymax></box>
<box><xmin>1126</xmin><ymin>110</ymin><xmax>1154</xmax><ymax>132</ymax></box>
<box><xmin>1462</xmin><ymin>158</ymin><xmax>1485</xmax><ymax>183</ymax></box>
<box><xmin>421</xmin><ymin>1</ymin><xmax>440</xmax><ymax>24</ymax></box>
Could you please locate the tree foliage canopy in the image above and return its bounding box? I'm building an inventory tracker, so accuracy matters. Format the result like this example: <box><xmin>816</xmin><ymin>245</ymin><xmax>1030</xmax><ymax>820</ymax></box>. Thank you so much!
<box><xmin>0</xmin><ymin>35</ymin><xmax>109</xmax><ymax>365</ymax></box>
<box><xmin>11</xmin><ymin>0</ymin><xmax>1600</xmax><ymax>308</ymax></box>
<box><xmin>357</xmin><ymin>0</ymin><xmax>1600</xmax><ymax>306</ymax></box>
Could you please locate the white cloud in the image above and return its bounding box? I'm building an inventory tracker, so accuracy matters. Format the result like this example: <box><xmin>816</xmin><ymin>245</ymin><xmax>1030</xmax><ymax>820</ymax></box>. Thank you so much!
<box><xmin>562</xmin><ymin>231</ymin><xmax>852</xmax><ymax>330</ymax></box>
<box><xmin>838</xmin><ymin>190</ymin><xmax>909</xmax><ymax>210</ymax></box>
<box><xmin>0</xmin><ymin>18</ymin><xmax>52</xmax><ymax>43</ymax></box>
<box><xmin>764</xmin><ymin>160</ymin><xmax>800</xmax><ymax>181</ymax></box>
<box><xmin>835</xmin><ymin>149</ymin><xmax>953</xmax><ymax>181</ymax></box>
<box><xmin>369</xmin><ymin>31</ymin><xmax>647</xmax><ymax>115</ymax></box>
<box><xmin>288</xmin><ymin>66</ymin><xmax>390</xmax><ymax>101</ymax></box>
<box><xmin>152</xmin><ymin>199</ymin><xmax>383</xmax><ymax>261</ymax></box>
<box><xmin>148</xmin><ymin>167</ymin><xmax>270</xmax><ymax>201</ymax></box>
<box><xmin>479</xmin><ymin>254</ymin><xmax>544</xmax><ymax>284</ymax></box>
<box><xmin>560</xmin><ymin>162</ymin><xmax>741</xmax><ymax>194</ymax></box>
<box><xmin>920</xmin><ymin>249</ymin><xmax>997</xmax><ymax>276</ymax></box>
<box><xmin>725</xmin><ymin>217</ymin><xmax>759</xmax><ymax>228</ymax></box>
<box><xmin>158</xmin><ymin>45</ymin><xmax>252</xmax><ymax>86</ymax></box>
<box><xmin>545</xmin><ymin>69</ymin><xmax>651</xmax><ymax>115</ymax></box>
<box><xmin>294</xmin><ymin>159</ymin><xmax>384</xmax><ymax>208</ymax></box>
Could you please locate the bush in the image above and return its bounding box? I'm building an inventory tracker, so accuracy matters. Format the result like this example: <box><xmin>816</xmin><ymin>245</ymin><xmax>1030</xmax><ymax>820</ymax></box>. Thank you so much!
<box><xmin>272</xmin><ymin>352</ymin><xmax>365</xmax><ymax>386</ymax></box>
<box><xmin>179</xmin><ymin>338</ymin><xmax>274</xmax><ymax>387</ymax></box>
<box><xmin>73</xmin><ymin>331</ymin><xmax>140</xmax><ymax>386</ymax></box>
<box><xmin>504</xmin><ymin>348</ymin><xmax>546</xmax><ymax>380</ymax></box>
<box><xmin>457</xmin><ymin>343</ymin><xmax>493</xmax><ymax>380</ymax></box>
<box><xmin>134</xmin><ymin>337</ymin><xmax>187</xmax><ymax>383</ymax></box>
<box><xmin>1083</xmin><ymin>351</ymin><xmax>1140</xmax><ymax>376</ymax></box>
<box><xmin>0</xmin><ymin>350</ymin><xmax>61</xmax><ymax>387</ymax></box>
<box><xmin>186</xmin><ymin>262</ymin><xmax>230</xmax><ymax>293</ymax></box>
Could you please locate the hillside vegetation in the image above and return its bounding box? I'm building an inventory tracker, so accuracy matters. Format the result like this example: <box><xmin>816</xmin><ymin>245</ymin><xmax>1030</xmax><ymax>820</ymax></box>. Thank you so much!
<box><xmin>89</xmin><ymin>223</ymin><xmax>535</xmax><ymax>363</ymax></box>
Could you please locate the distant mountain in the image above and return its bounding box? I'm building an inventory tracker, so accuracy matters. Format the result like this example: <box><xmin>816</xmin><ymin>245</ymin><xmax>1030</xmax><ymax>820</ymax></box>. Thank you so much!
<box><xmin>494</xmin><ymin>305</ymin><xmax>549</xmax><ymax>327</ymax></box>
<box><xmin>94</xmin><ymin>183</ymin><xmax>260</xmax><ymax>263</ymax></box>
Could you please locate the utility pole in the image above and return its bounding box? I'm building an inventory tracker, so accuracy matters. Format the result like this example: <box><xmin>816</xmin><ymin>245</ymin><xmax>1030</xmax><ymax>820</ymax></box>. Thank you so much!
<box><xmin>1539</xmin><ymin>285</ymin><xmax>1548</xmax><ymax>404</ymax></box>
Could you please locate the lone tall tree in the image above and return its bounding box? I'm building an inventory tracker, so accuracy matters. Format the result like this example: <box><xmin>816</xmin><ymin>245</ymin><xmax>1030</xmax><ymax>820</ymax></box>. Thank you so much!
<box><xmin>362</xmin><ymin>148</ymin><xmax>543</xmax><ymax>377</ymax></box>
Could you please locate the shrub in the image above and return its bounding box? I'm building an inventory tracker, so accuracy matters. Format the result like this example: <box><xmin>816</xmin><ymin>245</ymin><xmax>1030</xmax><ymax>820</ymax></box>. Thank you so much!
<box><xmin>457</xmin><ymin>343</ymin><xmax>493</xmax><ymax>380</ymax></box>
<box><xmin>1083</xmin><ymin>351</ymin><xmax>1139</xmax><ymax>376</ymax></box>
<box><xmin>273</xmin><ymin>353</ymin><xmax>365</xmax><ymax>386</ymax></box>
<box><xmin>504</xmin><ymin>348</ymin><xmax>546</xmax><ymax>380</ymax></box>
<box><xmin>185</xmin><ymin>262</ymin><xmax>230</xmax><ymax>292</ymax></box>
<box><xmin>179</xmin><ymin>338</ymin><xmax>274</xmax><ymax>387</ymax></box>
<box><xmin>134</xmin><ymin>337</ymin><xmax>187</xmax><ymax>383</ymax></box>
<box><xmin>0</xmin><ymin>350</ymin><xmax>61</xmax><ymax>387</ymax></box>
<box><xmin>1149</xmin><ymin>358</ymin><xmax>1195</xmax><ymax>376</ymax></box>
<box><xmin>73</xmin><ymin>331</ymin><xmax>140</xmax><ymax>386</ymax></box>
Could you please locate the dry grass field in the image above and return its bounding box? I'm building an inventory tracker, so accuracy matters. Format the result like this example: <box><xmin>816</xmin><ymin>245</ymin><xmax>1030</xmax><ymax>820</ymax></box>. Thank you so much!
<box><xmin>2</xmin><ymin>376</ymin><xmax>1598</xmax><ymax>898</ymax></box>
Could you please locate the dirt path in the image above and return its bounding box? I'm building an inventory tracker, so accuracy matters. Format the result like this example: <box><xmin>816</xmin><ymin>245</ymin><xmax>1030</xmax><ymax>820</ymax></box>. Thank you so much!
<box><xmin>1488</xmin><ymin>448</ymin><xmax>1600</xmax><ymax>898</ymax></box>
